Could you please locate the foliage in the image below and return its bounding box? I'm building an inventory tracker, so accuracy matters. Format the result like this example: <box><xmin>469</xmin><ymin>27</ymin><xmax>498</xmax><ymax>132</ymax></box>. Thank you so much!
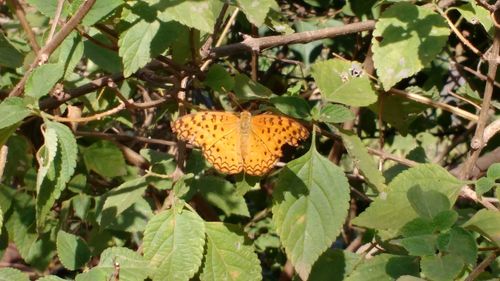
<box><xmin>0</xmin><ymin>0</ymin><xmax>498</xmax><ymax>280</ymax></box>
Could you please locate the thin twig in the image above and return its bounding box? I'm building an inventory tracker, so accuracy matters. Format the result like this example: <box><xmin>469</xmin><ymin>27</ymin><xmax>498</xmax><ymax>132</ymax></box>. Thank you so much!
<box><xmin>465</xmin><ymin>250</ymin><xmax>498</xmax><ymax>281</ymax></box>
<box><xmin>367</xmin><ymin>148</ymin><xmax>419</xmax><ymax>167</ymax></box>
<box><xmin>0</xmin><ymin>146</ymin><xmax>8</xmax><ymax>181</ymax></box>
<box><xmin>43</xmin><ymin>101</ymin><xmax>128</xmax><ymax>123</ymax></box>
<box><xmin>75</xmin><ymin>131</ymin><xmax>186</xmax><ymax>147</ymax></box>
<box><xmin>460</xmin><ymin>28</ymin><xmax>500</xmax><ymax>179</ymax></box>
<box><xmin>47</xmin><ymin>0</ymin><xmax>65</xmax><ymax>42</ymax></box>
<box><xmin>8</xmin><ymin>0</ymin><xmax>40</xmax><ymax>53</ymax></box>
<box><xmin>447</xmin><ymin>89</ymin><xmax>482</xmax><ymax>110</ymax></box>
<box><xmin>8</xmin><ymin>0</ymin><xmax>97</xmax><ymax>97</ymax></box>
<box><xmin>389</xmin><ymin>88</ymin><xmax>479</xmax><ymax>122</ymax></box>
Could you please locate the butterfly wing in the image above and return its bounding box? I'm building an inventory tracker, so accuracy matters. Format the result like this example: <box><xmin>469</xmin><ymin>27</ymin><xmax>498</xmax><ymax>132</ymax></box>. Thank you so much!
<box><xmin>243</xmin><ymin>114</ymin><xmax>309</xmax><ymax>176</ymax></box>
<box><xmin>172</xmin><ymin>111</ymin><xmax>243</xmax><ymax>174</ymax></box>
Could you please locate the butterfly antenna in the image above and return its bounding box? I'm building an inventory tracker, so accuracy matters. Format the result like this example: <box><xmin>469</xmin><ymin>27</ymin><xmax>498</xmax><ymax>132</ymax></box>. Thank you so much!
<box><xmin>227</xmin><ymin>91</ymin><xmax>245</xmax><ymax>111</ymax></box>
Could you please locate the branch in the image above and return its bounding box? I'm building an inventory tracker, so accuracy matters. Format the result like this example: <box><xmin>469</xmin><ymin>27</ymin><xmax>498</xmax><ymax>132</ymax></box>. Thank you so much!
<box><xmin>7</xmin><ymin>0</ymin><xmax>40</xmax><ymax>53</ymax></box>
<box><xmin>460</xmin><ymin>28</ymin><xmax>500</xmax><ymax>179</ymax></box>
<box><xmin>465</xmin><ymin>250</ymin><xmax>498</xmax><ymax>281</ymax></box>
<box><xmin>8</xmin><ymin>0</ymin><xmax>97</xmax><ymax>97</ymax></box>
<box><xmin>388</xmin><ymin>88</ymin><xmax>479</xmax><ymax>122</ymax></box>
<box><xmin>206</xmin><ymin>20</ymin><xmax>376</xmax><ymax>59</ymax></box>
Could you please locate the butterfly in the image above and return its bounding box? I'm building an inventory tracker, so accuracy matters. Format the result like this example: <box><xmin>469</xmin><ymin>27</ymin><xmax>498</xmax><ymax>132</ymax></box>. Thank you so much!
<box><xmin>171</xmin><ymin>111</ymin><xmax>309</xmax><ymax>176</ymax></box>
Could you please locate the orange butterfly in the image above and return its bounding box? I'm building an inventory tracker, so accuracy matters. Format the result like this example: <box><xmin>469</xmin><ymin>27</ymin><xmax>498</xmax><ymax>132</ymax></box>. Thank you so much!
<box><xmin>172</xmin><ymin>111</ymin><xmax>309</xmax><ymax>176</ymax></box>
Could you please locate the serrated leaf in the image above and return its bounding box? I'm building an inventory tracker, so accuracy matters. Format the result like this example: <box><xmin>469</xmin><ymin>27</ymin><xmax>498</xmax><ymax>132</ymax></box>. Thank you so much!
<box><xmin>309</xmin><ymin>249</ymin><xmax>361</xmax><ymax>281</ymax></box>
<box><xmin>0</xmin><ymin>268</ymin><xmax>29</xmax><ymax>281</ymax></box>
<box><xmin>487</xmin><ymin>163</ymin><xmax>500</xmax><ymax>180</ymax></box>
<box><xmin>55</xmin><ymin>32</ymin><xmax>84</xmax><ymax>79</ymax></box>
<box><xmin>25</xmin><ymin>0</ymin><xmax>69</xmax><ymax>18</ymax></box>
<box><xmin>313</xmin><ymin>104</ymin><xmax>355</xmax><ymax>124</ymax></box>
<box><xmin>420</xmin><ymin>255</ymin><xmax>463</xmax><ymax>281</ymax></box>
<box><xmin>372</xmin><ymin>2</ymin><xmax>450</xmax><ymax>90</ymax></box>
<box><xmin>56</xmin><ymin>230</ymin><xmax>91</xmax><ymax>270</ymax></box>
<box><xmin>233</xmin><ymin>73</ymin><xmax>273</xmax><ymax>100</ymax></box>
<box><xmin>432</xmin><ymin>210</ymin><xmax>458</xmax><ymax>231</ymax></box>
<box><xmin>0</xmin><ymin>97</ymin><xmax>31</xmax><ymax>130</ymax></box>
<box><xmin>143</xmin><ymin>209</ymin><xmax>205</xmax><ymax>281</ymax></box>
<box><xmin>339</xmin><ymin>129</ymin><xmax>387</xmax><ymax>192</ymax></box>
<box><xmin>192</xmin><ymin>176</ymin><xmax>250</xmax><ymax>217</ymax></box>
<box><xmin>80</xmin><ymin>0</ymin><xmax>123</xmax><ymax>26</ymax></box>
<box><xmin>437</xmin><ymin>227</ymin><xmax>477</xmax><ymax>266</ymax></box>
<box><xmin>345</xmin><ymin>254</ymin><xmax>419</xmax><ymax>281</ymax></box>
<box><xmin>311</xmin><ymin>59</ymin><xmax>377</xmax><ymax>106</ymax></box>
<box><xmin>83</xmin><ymin>140</ymin><xmax>126</xmax><ymax>178</ymax></box>
<box><xmin>119</xmin><ymin>19</ymin><xmax>160</xmax><ymax>77</ymax></box>
<box><xmin>75</xmin><ymin>247</ymin><xmax>150</xmax><ymax>281</ymax></box>
<box><xmin>0</xmin><ymin>33</ymin><xmax>24</xmax><ymax>68</ymax></box>
<box><xmin>462</xmin><ymin>209</ymin><xmax>500</xmax><ymax>247</ymax></box>
<box><xmin>270</xmin><ymin>96</ymin><xmax>311</xmax><ymax>120</ymax></box>
<box><xmin>352</xmin><ymin>164</ymin><xmax>463</xmax><ymax>231</ymax></box>
<box><xmin>106</xmin><ymin>198</ymin><xmax>153</xmax><ymax>233</ymax></box>
<box><xmin>99</xmin><ymin>177</ymin><xmax>148</xmax><ymax>228</ymax></box>
<box><xmin>407</xmin><ymin>186</ymin><xmax>450</xmax><ymax>219</ymax></box>
<box><xmin>25</xmin><ymin>63</ymin><xmax>64</xmax><ymax>99</ymax></box>
<box><xmin>159</xmin><ymin>0</ymin><xmax>215</xmax><ymax>33</ymax></box>
<box><xmin>272</xmin><ymin>145</ymin><xmax>350</xmax><ymax>280</ymax></box>
<box><xmin>237</xmin><ymin>0</ymin><xmax>277</xmax><ymax>26</ymax></box>
<box><xmin>36</xmin><ymin>121</ymin><xmax>77</xmax><ymax>229</ymax></box>
<box><xmin>455</xmin><ymin>2</ymin><xmax>493</xmax><ymax>36</ymax></box>
<box><xmin>400</xmin><ymin>234</ymin><xmax>436</xmax><ymax>256</ymax></box>
<box><xmin>200</xmin><ymin>222</ymin><xmax>261</xmax><ymax>281</ymax></box>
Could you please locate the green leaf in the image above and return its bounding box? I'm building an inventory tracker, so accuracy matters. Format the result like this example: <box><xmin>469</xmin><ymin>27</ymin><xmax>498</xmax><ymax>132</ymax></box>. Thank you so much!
<box><xmin>309</xmin><ymin>249</ymin><xmax>361</xmax><ymax>281</ymax></box>
<box><xmin>0</xmin><ymin>268</ymin><xmax>29</xmax><ymax>281</ymax></box>
<box><xmin>272</xmin><ymin>145</ymin><xmax>350</xmax><ymax>280</ymax></box>
<box><xmin>487</xmin><ymin>163</ymin><xmax>500</xmax><ymax>180</ymax></box>
<box><xmin>36</xmin><ymin>121</ymin><xmax>77</xmax><ymax>229</ymax></box>
<box><xmin>0</xmin><ymin>33</ymin><xmax>24</xmax><ymax>68</ymax></box>
<box><xmin>98</xmin><ymin>177</ymin><xmax>148</xmax><ymax>228</ymax></box>
<box><xmin>143</xmin><ymin>209</ymin><xmax>205</xmax><ymax>281</ymax></box>
<box><xmin>80</xmin><ymin>0</ymin><xmax>123</xmax><ymax>26</ymax></box>
<box><xmin>372</xmin><ymin>2</ymin><xmax>450</xmax><ymax>90</ymax></box>
<box><xmin>141</xmin><ymin>149</ymin><xmax>175</xmax><ymax>190</ymax></box>
<box><xmin>312</xmin><ymin>104</ymin><xmax>355</xmax><ymax>124</ymax></box>
<box><xmin>106</xmin><ymin>198</ymin><xmax>153</xmax><ymax>233</ymax></box>
<box><xmin>432</xmin><ymin>210</ymin><xmax>458</xmax><ymax>231</ymax></box>
<box><xmin>233</xmin><ymin>73</ymin><xmax>273</xmax><ymax>100</ymax></box>
<box><xmin>462</xmin><ymin>209</ymin><xmax>500</xmax><ymax>247</ymax></box>
<box><xmin>0</xmin><ymin>125</ymin><xmax>19</xmax><ymax>147</ymax></box>
<box><xmin>339</xmin><ymin>129</ymin><xmax>387</xmax><ymax>192</ymax></box>
<box><xmin>25</xmin><ymin>0</ymin><xmax>69</xmax><ymax>18</ymax></box>
<box><xmin>159</xmin><ymin>0</ymin><xmax>215</xmax><ymax>33</ymax></box>
<box><xmin>204</xmin><ymin>64</ymin><xmax>234</xmax><ymax>92</ymax></box>
<box><xmin>56</xmin><ymin>230</ymin><xmax>91</xmax><ymax>270</ymax></box>
<box><xmin>237</xmin><ymin>0</ymin><xmax>277</xmax><ymax>26</ymax></box>
<box><xmin>200</xmin><ymin>222</ymin><xmax>261</xmax><ymax>281</ymax></box>
<box><xmin>455</xmin><ymin>2</ymin><xmax>493</xmax><ymax>36</ymax></box>
<box><xmin>345</xmin><ymin>254</ymin><xmax>419</xmax><ymax>281</ymax></box>
<box><xmin>400</xmin><ymin>218</ymin><xmax>434</xmax><ymax>237</ymax></box>
<box><xmin>84</xmin><ymin>34</ymin><xmax>123</xmax><ymax>73</ymax></box>
<box><xmin>25</xmin><ymin>63</ymin><xmax>64</xmax><ymax>99</ymax></box>
<box><xmin>400</xmin><ymin>234</ymin><xmax>436</xmax><ymax>256</ymax></box>
<box><xmin>0</xmin><ymin>97</ymin><xmax>31</xmax><ymax>130</ymax></box>
<box><xmin>55</xmin><ymin>32</ymin><xmax>84</xmax><ymax>79</ymax></box>
<box><xmin>437</xmin><ymin>227</ymin><xmax>477</xmax><ymax>266</ymax></box>
<box><xmin>192</xmin><ymin>176</ymin><xmax>250</xmax><ymax>217</ymax></box>
<box><xmin>311</xmin><ymin>59</ymin><xmax>377</xmax><ymax>106</ymax></box>
<box><xmin>289</xmin><ymin>21</ymin><xmax>323</xmax><ymax>67</ymax></box>
<box><xmin>270</xmin><ymin>96</ymin><xmax>311</xmax><ymax>120</ymax></box>
<box><xmin>475</xmin><ymin>177</ymin><xmax>495</xmax><ymax>196</ymax></box>
<box><xmin>119</xmin><ymin>19</ymin><xmax>160</xmax><ymax>77</ymax></box>
<box><xmin>353</xmin><ymin>164</ymin><xmax>463</xmax><ymax>231</ymax></box>
<box><xmin>83</xmin><ymin>140</ymin><xmax>126</xmax><ymax>178</ymax></box>
<box><xmin>420</xmin><ymin>255</ymin><xmax>463</xmax><ymax>281</ymax></box>
<box><xmin>75</xmin><ymin>247</ymin><xmax>150</xmax><ymax>281</ymax></box>
<box><xmin>407</xmin><ymin>186</ymin><xmax>450</xmax><ymax>219</ymax></box>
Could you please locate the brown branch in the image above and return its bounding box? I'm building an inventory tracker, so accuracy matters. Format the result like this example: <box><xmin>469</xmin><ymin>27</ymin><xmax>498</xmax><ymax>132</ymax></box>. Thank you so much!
<box><xmin>47</xmin><ymin>0</ymin><xmax>65</xmax><ymax>42</ymax></box>
<box><xmin>484</xmin><ymin>118</ymin><xmax>500</xmax><ymax>144</ymax></box>
<box><xmin>39</xmin><ymin>73</ymin><xmax>124</xmax><ymax>110</ymax></box>
<box><xmin>460</xmin><ymin>28</ymin><xmax>500</xmax><ymax>179</ymax></box>
<box><xmin>7</xmin><ymin>0</ymin><xmax>40</xmax><ymax>53</ymax></box>
<box><xmin>465</xmin><ymin>250</ymin><xmax>498</xmax><ymax>281</ymax></box>
<box><xmin>8</xmin><ymin>0</ymin><xmax>97</xmax><ymax>97</ymax></box>
<box><xmin>206</xmin><ymin>20</ymin><xmax>376</xmax><ymax>59</ymax></box>
<box><xmin>75</xmin><ymin>131</ymin><xmax>185</xmax><ymax>148</ymax></box>
<box><xmin>367</xmin><ymin>148</ymin><xmax>419</xmax><ymax>167</ymax></box>
<box><xmin>44</xmin><ymin>101</ymin><xmax>128</xmax><ymax>123</ymax></box>
<box><xmin>451</xmin><ymin>61</ymin><xmax>500</xmax><ymax>89</ymax></box>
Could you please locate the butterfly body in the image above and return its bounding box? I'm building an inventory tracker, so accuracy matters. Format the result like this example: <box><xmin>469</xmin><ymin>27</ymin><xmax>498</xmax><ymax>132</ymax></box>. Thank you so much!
<box><xmin>172</xmin><ymin>111</ymin><xmax>309</xmax><ymax>176</ymax></box>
